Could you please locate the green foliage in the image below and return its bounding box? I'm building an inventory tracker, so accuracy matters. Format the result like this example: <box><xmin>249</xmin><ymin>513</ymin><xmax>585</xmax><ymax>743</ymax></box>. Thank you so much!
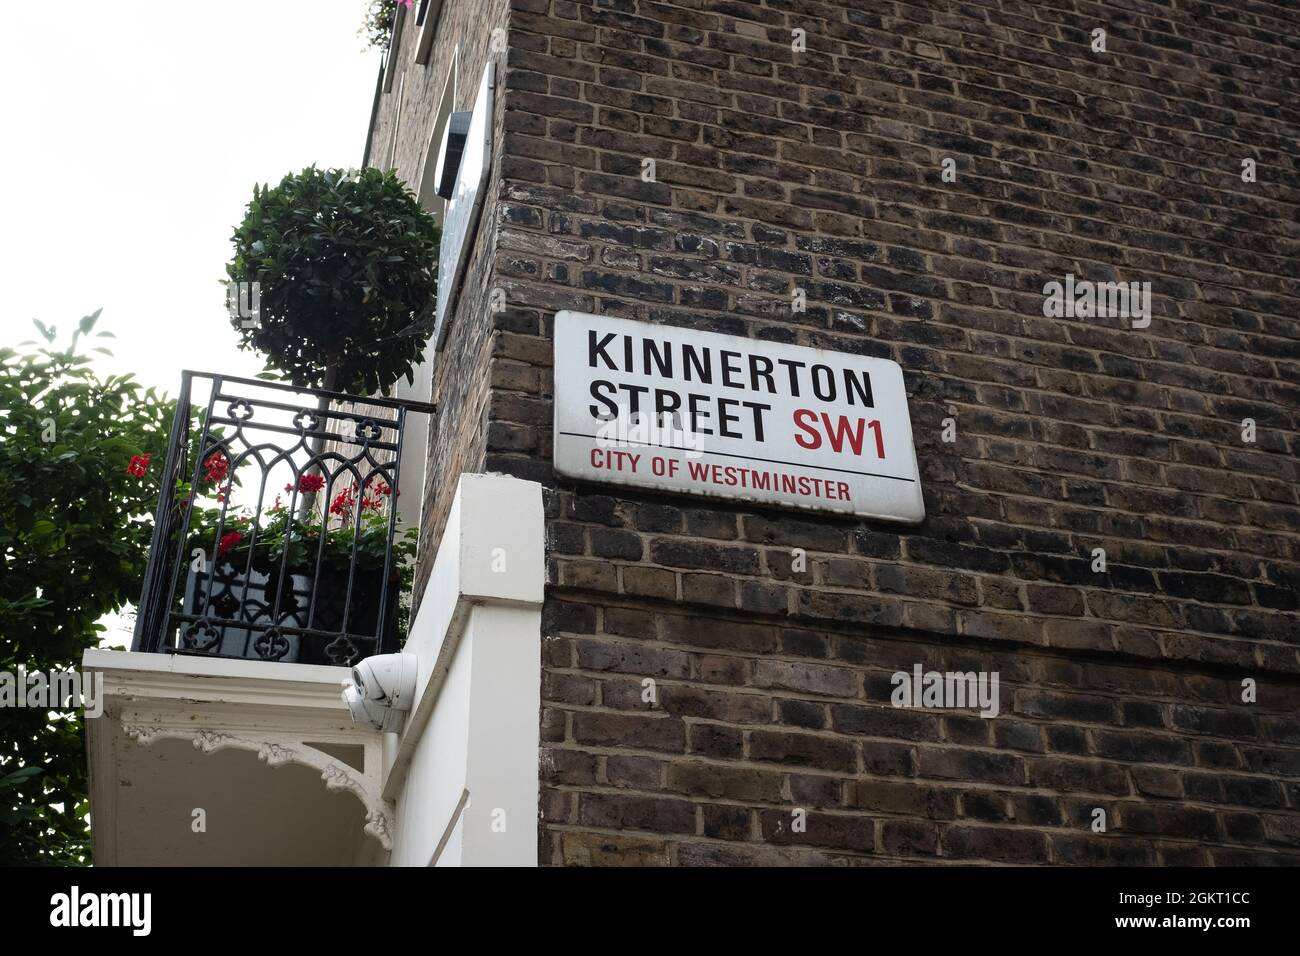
<box><xmin>184</xmin><ymin>477</ymin><xmax>416</xmax><ymax>577</ymax></box>
<box><xmin>0</xmin><ymin>313</ymin><xmax>175</xmax><ymax>865</ymax></box>
<box><xmin>225</xmin><ymin>166</ymin><xmax>440</xmax><ymax>395</ymax></box>
<box><xmin>359</xmin><ymin>0</ymin><xmax>401</xmax><ymax>51</ymax></box>
<box><xmin>173</xmin><ymin>455</ymin><xmax>417</xmax><ymax>635</ymax></box>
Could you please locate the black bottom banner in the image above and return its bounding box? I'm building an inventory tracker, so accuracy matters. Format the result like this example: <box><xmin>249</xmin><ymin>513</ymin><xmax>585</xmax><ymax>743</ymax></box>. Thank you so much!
<box><xmin>3</xmin><ymin>864</ymin><xmax>1284</xmax><ymax>943</ymax></box>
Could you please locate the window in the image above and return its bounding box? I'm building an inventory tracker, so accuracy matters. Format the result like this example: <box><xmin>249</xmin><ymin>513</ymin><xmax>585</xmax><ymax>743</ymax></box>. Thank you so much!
<box><xmin>415</xmin><ymin>50</ymin><xmax>458</xmax><ymax>226</ymax></box>
<box><xmin>414</xmin><ymin>1</ymin><xmax>444</xmax><ymax>65</ymax></box>
<box><xmin>384</xmin><ymin>54</ymin><xmax>457</xmax><ymax>538</ymax></box>
<box><xmin>387</xmin><ymin>73</ymin><xmax>405</xmax><ymax>172</ymax></box>
<box><xmin>381</xmin><ymin>1</ymin><xmax>408</xmax><ymax>93</ymax></box>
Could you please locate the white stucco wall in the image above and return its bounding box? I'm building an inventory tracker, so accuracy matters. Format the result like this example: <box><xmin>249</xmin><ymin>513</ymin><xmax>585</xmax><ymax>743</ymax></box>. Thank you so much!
<box><xmin>385</xmin><ymin>473</ymin><xmax>543</xmax><ymax>866</ymax></box>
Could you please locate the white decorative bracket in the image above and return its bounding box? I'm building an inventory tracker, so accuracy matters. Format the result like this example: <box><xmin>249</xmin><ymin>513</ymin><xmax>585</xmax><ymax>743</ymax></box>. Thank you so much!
<box><xmin>124</xmin><ymin>723</ymin><xmax>394</xmax><ymax>850</ymax></box>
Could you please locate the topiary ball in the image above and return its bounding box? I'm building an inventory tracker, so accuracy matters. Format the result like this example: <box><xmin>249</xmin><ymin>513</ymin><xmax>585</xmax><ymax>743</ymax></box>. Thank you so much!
<box><xmin>226</xmin><ymin>165</ymin><xmax>440</xmax><ymax>395</ymax></box>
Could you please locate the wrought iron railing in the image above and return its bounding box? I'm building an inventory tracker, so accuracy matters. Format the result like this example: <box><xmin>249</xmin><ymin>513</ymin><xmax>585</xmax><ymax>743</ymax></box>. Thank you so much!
<box><xmin>132</xmin><ymin>371</ymin><xmax>434</xmax><ymax>667</ymax></box>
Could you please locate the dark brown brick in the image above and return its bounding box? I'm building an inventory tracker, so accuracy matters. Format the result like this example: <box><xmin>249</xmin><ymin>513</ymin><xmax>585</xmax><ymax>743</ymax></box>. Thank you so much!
<box><xmin>578</xmin><ymin>792</ymin><xmax>697</xmax><ymax>834</ymax></box>
<box><xmin>941</xmin><ymin>826</ymin><xmax>1048</xmax><ymax>863</ymax></box>
<box><xmin>749</xmin><ymin>730</ymin><xmax>858</xmax><ymax>773</ymax></box>
<box><xmin>758</xmin><ymin>810</ymin><xmax>876</xmax><ymax>854</ymax></box>
<box><xmin>371</xmin><ymin>0</ymin><xmax>1300</xmax><ymax>869</ymax></box>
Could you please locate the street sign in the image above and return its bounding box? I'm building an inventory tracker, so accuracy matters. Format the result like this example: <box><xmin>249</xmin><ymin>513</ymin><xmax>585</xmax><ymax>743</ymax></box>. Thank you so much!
<box><xmin>553</xmin><ymin>311</ymin><xmax>925</xmax><ymax>523</ymax></box>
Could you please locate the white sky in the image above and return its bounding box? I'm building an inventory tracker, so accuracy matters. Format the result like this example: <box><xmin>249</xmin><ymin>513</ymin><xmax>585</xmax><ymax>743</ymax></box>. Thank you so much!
<box><xmin>0</xmin><ymin>0</ymin><xmax>384</xmax><ymax>390</ymax></box>
<box><xmin>1</xmin><ymin>2</ymin><xmax>386</xmax><ymax>646</ymax></box>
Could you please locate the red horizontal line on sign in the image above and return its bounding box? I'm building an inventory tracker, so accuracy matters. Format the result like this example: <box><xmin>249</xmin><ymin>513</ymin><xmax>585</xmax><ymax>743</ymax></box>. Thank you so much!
<box><xmin>559</xmin><ymin>432</ymin><xmax>916</xmax><ymax>482</ymax></box>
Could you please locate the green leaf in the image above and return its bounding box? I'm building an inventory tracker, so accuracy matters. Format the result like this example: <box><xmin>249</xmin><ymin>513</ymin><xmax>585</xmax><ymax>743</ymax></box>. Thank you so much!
<box><xmin>0</xmin><ymin>314</ymin><xmax>175</xmax><ymax>865</ymax></box>
<box><xmin>0</xmin><ymin>767</ymin><xmax>44</xmax><ymax>790</ymax></box>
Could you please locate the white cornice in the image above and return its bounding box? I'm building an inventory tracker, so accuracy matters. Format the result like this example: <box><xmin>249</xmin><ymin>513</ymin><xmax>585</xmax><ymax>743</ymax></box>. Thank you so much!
<box><xmin>83</xmin><ymin>648</ymin><xmax>352</xmax><ymax>712</ymax></box>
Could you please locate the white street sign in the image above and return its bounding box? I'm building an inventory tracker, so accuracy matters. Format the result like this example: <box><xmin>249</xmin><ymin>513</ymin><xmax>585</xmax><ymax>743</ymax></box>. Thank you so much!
<box><xmin>553</xmin><ymin>311</ymin><xmax>925</xmax><ymax>523</ymax></box>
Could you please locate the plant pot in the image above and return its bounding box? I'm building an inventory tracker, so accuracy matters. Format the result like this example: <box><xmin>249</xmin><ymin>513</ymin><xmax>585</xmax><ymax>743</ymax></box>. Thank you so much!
<box><xmin>178</xmin><ymin>559</ymin><xmax>399</xmax><ymax>666</ymax></box>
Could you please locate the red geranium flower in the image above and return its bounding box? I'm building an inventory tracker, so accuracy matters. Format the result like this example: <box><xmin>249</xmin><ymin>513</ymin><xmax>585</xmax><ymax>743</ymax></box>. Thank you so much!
<box><xmin>217</xmin><ymin>531</ymin><xmax>242</xmax><ymax>558</ymax></box>
<box><xmin>297</xmin><ymin>473</ymin><xmax>325</xmax><ymax>493</ymax></box>
<box><xmin>204</xmin><ymin>452</ymin><xmax>230</xmax><ymax>484</ymax></box>
<box><xmin>126</xmin><ymin>453</ymin><xmax>152</xmax><ymax>477</ymax></box>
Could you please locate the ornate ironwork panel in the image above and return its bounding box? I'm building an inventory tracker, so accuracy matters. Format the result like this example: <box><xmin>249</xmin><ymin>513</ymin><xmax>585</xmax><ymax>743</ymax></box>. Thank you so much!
<box><xmin>131</xmin><ymin>372</ymin><xmax>433</xmax><ymax>667</ymax></box>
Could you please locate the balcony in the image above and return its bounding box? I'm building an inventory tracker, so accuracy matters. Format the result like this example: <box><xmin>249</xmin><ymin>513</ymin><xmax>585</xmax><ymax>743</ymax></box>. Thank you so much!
<box><xmin>132</xmin><ymin>371</ymin><xmax>433</xmax><ymax>668</ymax></box>
<box><xmin>85</xmin><ymin>374</ymin><xmax>545</xmax><ymax>866</ymax></box>
<box><xmin>83</xmin><ymin>371</ymin><xmax>434</xmax><ymax>865</ymax></box>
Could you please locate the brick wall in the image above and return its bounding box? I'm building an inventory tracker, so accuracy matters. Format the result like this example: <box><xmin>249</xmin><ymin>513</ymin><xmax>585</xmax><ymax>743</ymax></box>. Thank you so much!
<box><xmin>373</xmin><ymin>0</ymin><xmax>1300</xmax><ymax>864</ymax></box>
<box><xmin>368</xmin><ymin>0</ymin><xmax>512</xmax><ymax>607</ymax></box>
<box><xmin>541</xmin><ymin>595</ymin><xmax>1300</xmax><ymax>864</ymax></box>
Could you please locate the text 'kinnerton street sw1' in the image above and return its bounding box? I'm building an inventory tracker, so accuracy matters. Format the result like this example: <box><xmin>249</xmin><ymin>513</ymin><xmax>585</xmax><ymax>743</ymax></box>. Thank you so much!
<box><xmin>552</xmin><ymin>311</ymin><xmax>925</xmax><ymax>522</ymax></box>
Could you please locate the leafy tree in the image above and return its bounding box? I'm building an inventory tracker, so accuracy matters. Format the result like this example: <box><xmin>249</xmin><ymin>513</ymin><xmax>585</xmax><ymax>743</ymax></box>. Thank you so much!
<box><xmin>0</xmin><ymin>313</ymin><xmax>174</xmax><ymax>864</ymax></box>
<box><xmin>225</xmin><ymin>165</ymin><xmax>440</xmax><ymax>395</ymax></box>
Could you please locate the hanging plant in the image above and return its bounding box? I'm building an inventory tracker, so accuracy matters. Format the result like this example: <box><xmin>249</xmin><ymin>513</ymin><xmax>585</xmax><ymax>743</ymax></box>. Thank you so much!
<box><xmin>225</xmin><ymin>165</ymin><xmax>440</xmax><ymax>395</ymax></box>
<box><xmin>359</xmin><ymin>0</ymin><xmax>409</xmax><ymax>51</ymax></box>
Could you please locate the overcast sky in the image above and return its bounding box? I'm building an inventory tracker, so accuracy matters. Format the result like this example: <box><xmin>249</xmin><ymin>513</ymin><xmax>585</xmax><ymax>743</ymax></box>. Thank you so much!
<box><xmin>0</xmin><ymin>2</ymin><xmax>386</xmax><ymax>645</ymax></box>
<box><xmin>0</xmin><ymin>0</ymin><xmax>384</xmax><ymax>390</ymax></box>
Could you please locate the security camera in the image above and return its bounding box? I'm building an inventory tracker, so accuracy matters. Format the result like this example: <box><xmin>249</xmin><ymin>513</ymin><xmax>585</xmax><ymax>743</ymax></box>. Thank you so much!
<box><xmin>342</xmin><ymin>653</ymin><xmax>418</xmax><ymax>732</ymax></box>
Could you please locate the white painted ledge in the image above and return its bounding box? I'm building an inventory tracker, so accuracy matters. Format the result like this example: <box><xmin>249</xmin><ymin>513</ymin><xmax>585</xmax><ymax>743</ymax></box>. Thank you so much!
<box><xmin>82</xmin><ymin>649</ymin><xmax>352</xmax><ymax>711</ymax></box>
<box><xmin>384</xmin><ymin>473</ymin><xmax>544</xmax><ymax>867</ymax></box>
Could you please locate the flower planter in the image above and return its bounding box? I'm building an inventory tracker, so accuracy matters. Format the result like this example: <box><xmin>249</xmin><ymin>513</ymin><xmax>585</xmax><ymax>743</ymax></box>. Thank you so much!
<box><xmin>178</xmin><ymin>558</ymin><xmax>399</xmax><ymax>666</ymax></box>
